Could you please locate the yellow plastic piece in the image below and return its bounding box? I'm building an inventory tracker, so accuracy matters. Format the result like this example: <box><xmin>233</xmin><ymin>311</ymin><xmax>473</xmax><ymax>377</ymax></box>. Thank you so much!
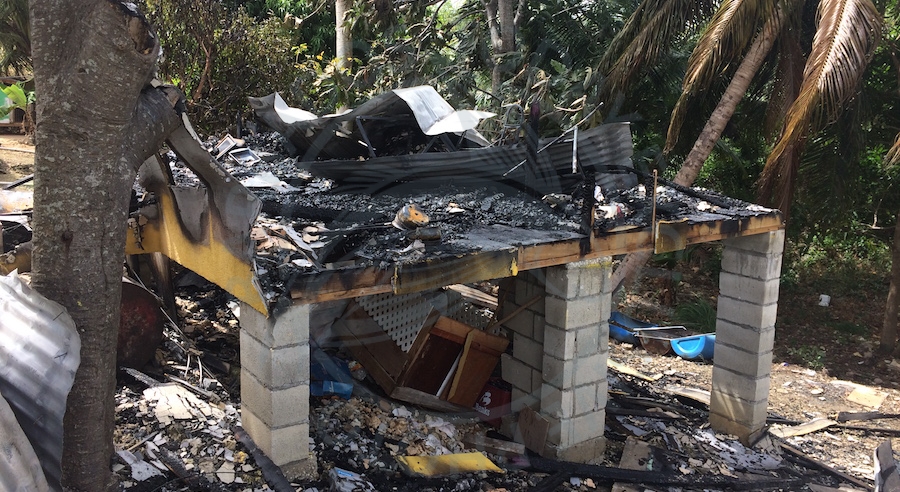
<box><xmin>125</xmin><ymin>192</ymin><xmax>267</xmax><ymax>315</ymax></box>
<box><xmin>395</xmin><ymin>452</ymin><xmax>503</xmax><ymax>477</ymax></box>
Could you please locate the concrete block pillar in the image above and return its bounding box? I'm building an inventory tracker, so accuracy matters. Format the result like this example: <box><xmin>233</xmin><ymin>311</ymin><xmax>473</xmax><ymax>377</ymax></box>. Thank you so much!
<box><xmin>500</xmin><ymin>270</ymin><xmax>546</xmax><ymax>413</ymax></box>
<box><xmin>710</xmin><ymin>230</ymin><xmax>784</xmax><ymax>444</ymax></box>
<box><xmin>500</xmin><ymin>258</ymin><xmax>612</xmax><ymax>463</ymax></box>
<box><xmin>239</xmin><ymin>303</ymin><xmax>315</xmax><ymax>479</ymax></box>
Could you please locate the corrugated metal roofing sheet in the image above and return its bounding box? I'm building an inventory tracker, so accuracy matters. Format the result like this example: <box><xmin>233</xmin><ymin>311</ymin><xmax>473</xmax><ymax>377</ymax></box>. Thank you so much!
<box><xmin>0</xmin><ymin>387</ymin><xmax>49</xmax><ymax>491</ymax></box>
<box><xmin>0</xmin><ymin>273</ymin><xmax>81</xmax><ymax>491</ymax></box>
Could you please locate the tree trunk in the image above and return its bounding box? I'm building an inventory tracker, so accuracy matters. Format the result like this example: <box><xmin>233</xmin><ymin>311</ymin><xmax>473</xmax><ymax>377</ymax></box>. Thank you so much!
<box><xmin>881</xmin><ymin>221</ymin><xmax>900</xmax><ymax>354</ymax></box>
<box><xmin>335</xmin><ymin>0</ymin><xmax>352</xmax><ymax>71</ymax></box>
<box><xmin>29</xmin><ymin>1</ymin><xmax>180</xmax><ymax>490</ymax></box>
<box><xmin>611</xmin><ymin>9</ymin><xmax>784</xmax><ymax>292</ymax></box>
<box><xmin>335</xmin><ymin>0</ymin><xmax>352</xmax><ymax>113</ymax></box>
<box><xmin>485</xmin><ymin>0</ymin><xmax>517</xmax><ymax>96</ymax></box>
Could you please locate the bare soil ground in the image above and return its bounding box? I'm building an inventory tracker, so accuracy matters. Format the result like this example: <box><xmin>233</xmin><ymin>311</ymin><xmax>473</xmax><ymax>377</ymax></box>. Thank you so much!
<box><xmin>618</xmin><ymin>243</ymin><xmax>900</xmax><ymax>484</ymax></box>
<box><xmin>0</xmin><ymin>132</ymin><xmax>35</xmax><ymax>182</ymax></box>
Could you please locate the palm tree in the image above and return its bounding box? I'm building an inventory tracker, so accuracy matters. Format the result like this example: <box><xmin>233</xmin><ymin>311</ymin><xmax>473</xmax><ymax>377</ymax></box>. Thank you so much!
<box><xmin>0</xmin><ymin>0</ymin><xmax>31</xmax><ymax>75</ymax></box>
<box><xmin>602</xmin><ymin>0</ymin><xmax>882</xmax><ymax>290</ymax></box>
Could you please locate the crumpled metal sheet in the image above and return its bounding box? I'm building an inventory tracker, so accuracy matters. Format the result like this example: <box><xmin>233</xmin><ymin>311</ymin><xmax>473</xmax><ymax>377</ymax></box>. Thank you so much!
<box><xmin>248</xmin><ymin>86</ymin><xmax>493</xmax><ymax>161</ymax></box>
<box><xmin>0</xmin><ymin>387</ymin><xmax>49</xmax><ymax>492</ymax></box>
<box><xmin>391</xmin><ymin>86</ymin><xmax>495</xmax><ymax>136</ymax></box>
<box><xmin>0</xmin><ymin>272</ymin><xmax>81</xmax><ymax>491</ymax></box>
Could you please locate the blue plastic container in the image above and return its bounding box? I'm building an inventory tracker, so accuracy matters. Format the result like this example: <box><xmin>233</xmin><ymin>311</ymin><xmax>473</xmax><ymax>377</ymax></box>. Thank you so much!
<box><xmin>670</xmin><ymin>334</ymin><xmax>715</xmax><ymax>360</ymax></box>
<box><xmin>608</xmin><ymin>311</ymin><xmax>656</xmax><ymax>345</ymax></box>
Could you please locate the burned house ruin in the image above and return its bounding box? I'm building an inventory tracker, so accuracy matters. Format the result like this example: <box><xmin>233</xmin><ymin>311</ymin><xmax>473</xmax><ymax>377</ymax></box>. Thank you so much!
<box><xmin>231</xmin><ymin>87</ymin><xmax>784</xmax><ymax>477</ymax></box>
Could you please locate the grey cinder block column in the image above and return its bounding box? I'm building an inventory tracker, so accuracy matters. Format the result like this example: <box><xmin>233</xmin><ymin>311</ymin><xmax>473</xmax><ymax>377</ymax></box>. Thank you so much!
<box><xmin>710</xmin><ymin>230</ymin><xmax>784</xmax><ymax>444</ymax></box>
<box><xmin>239</xmin><ymin>303</ymin><xmax>315</xmax><ymax>479</ymax></box>
<box><xmin>539</xmin><ymin>257</ymin><xmax>612</xmax><ymax>462</ymax></box>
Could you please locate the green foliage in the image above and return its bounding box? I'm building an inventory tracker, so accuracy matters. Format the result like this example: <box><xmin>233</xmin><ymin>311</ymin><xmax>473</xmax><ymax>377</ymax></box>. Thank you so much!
<box><xmin>786</xmin><ymin>345</ymin><xmax>826</xmax><ymax>370</ymax></box>
<box><xmin>0</xmin><ymin>81</ymin><xmax>33</xmax><ymax>119</ymax></box>
<box><xmin>674</xmin><ymin>295</ymin><xmax>717</xmax><ymax>334</ymax></box>
<box><xmin>0</xmin><ymin>0</ymin><xmax>30</xmax><ymax>75</ymax></box>
<box><xmin>781</xmin><ymin>232</ymin><xmax>891</xmax><ymax>299</ymax></box>
<box><xmin>142</xmin><ymin>0</ymin><xmax>310</xmax><ymax>132</ymax></box>
<box><xmin>831</xmin><ymin>320</ymin><xmax>868</xmax><ymax>336</ymax></box>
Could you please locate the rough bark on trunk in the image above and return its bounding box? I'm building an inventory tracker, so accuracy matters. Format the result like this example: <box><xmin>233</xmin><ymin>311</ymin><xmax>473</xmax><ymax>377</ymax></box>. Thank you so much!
<box><xmin>485</xmin><ymin>0</ymin><xmax>519</xmax><ymax>96</ymax></box>
<box><xmin>881</xmin><ymin>221</ymin><xmax>900</xmax><ymax>354</ymax></box>
<box><xmin>29</xmin><ymin>1</ymin><xmax>180</xmax><ymax>489</ymax></box>
<box><xmin>611</xmin><ymin>9</ymin><xmax>784</xmax><ymax>292</ymax></box>
<box><xmin>335</xmin><ymin>0</ymin><xmax>352</xmax><ymax>71</ymax></box>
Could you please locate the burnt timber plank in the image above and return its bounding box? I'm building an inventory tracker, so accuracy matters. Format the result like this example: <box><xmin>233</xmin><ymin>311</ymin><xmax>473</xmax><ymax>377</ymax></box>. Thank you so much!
<box><xmin>288</xmin><ymin>213</ymin><xmax>784</xmax><ymax>304</ymax></box>
<box><xmin>290</xmin><ymin>266</ymin><xmax>394</xmax><ymax>302</ymax></box>
<box><xmin>393</xmin><ymin>249</ymin><xmax>518</xmax><ymax>294</ymax></box>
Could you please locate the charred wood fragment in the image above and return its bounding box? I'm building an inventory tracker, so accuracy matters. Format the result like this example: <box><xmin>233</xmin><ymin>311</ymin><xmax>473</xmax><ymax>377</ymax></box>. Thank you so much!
<box><xmin>525</xmin><ymin>455</ymin><xmax>805</xmax><ymax>490</ymax></box>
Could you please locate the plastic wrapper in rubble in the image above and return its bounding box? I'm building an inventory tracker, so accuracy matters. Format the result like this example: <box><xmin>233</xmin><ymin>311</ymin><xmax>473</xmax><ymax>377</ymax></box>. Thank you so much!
<box><xmin>0</xmin><ymin>272</ymin><xmax>81</xmax><ymax>491</ymax></box>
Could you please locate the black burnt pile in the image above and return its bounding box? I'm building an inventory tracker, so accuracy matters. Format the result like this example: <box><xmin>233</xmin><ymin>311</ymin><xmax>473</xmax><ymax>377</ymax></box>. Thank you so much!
<box><xmin>152</xmin><ymin>131</ymin><xmax>776</xmax><ymax>306</ymax></box>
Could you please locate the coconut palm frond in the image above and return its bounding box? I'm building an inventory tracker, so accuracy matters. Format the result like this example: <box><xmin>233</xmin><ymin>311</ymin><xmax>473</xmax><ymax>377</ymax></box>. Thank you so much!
<box><xmin>764</xmin><ymin>24</ymin><xmax>804</xmax><ymax>138</ymax></box>
<box><xmin>887</xmin><ymin>132</ymin><xmax>900</xmax><ymax>166</ymax></box>
<box><xmin>0</xmin><ymin>0</ymin><xmax>30</xmax><ymax>75</ymax></box>
<box><xmin>600</xmin><ymin>0</ymin><xmax>715</xmax><ymax>98</ymax></box>
<box><xmin>759</xmin><ymin>0</ymin><xmax>882</xmax><ymax>210</ymax></box>
<box><xmin>598</xmin><ymin>0</ymin><xmax>666</xmax><ymax>75</ymax></box>
<box><xmin>665</xmin><ymin>0</ymin><xmax>777</xmax><ymax>152</ymax></box>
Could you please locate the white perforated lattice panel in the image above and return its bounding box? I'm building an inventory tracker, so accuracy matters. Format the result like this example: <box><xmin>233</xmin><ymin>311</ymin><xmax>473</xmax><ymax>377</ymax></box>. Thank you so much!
<box><xmin>356</xmin><ymin>293</ymin><xmax>433</xmax><ymax>352</ymax></box>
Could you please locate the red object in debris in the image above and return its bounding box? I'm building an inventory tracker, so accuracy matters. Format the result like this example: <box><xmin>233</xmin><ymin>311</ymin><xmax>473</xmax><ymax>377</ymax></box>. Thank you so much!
<box><xmin>474</xmin><ymin>378</ymin><xmax>511</xmax><ymax>428</ymax></box>
<box><xmin>118</xmin><ymin>279</ymin><xmax>165</xmax><ymax>369</ymax></box>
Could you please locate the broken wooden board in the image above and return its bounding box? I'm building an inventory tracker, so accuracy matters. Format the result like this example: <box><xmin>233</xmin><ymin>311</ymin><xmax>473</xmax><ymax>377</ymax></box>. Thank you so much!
<box><xmin>398</xmin><ymin>315</ymin><xmax>469</xmax><ymax>393</ymax></box>
<box><xmin>665</xmin><ymin>385</ymin><xmax>711</xmax><ymax>407</ymax></box>
<box><xmin>612</xmin><ymin>437</ymin><xmax>655</xmax><ymax>492</ymax></box>
<box><xmin>447</xmin><ymin>325</ymin><xmax>509</xmax><ymax>407</ymax></box>
<box><xmin>387</xmin><ymin>386</ymin><xmax>470</xmax><ymax>413</ymax></box>
<box><xmin>608</xmin><ymin>359</ymin><xmax>663</xmax><ymax>382</ymax></box>
<box><xmin>769</xmin><ymin>418</ymin><xmax>837</xmax><ymax>438</ymax></box>
<box><xmin>446</xmin><ymin>284</ymin><xmax>498</xmax><ymax>309</ymax></box>
<box><xmin>517</xmin><ymin>406</ymin><xmax>550</xmax><ymax>455</ymax></box>
<box><xmin>837</xmin><ymin>411</ymin><xmax>900</xmax><ymax>423</ymax></box>
<box><xmin>462</xmin><ymin>435</ymin><xmax>526</xmax><ymax>457</ymax></box>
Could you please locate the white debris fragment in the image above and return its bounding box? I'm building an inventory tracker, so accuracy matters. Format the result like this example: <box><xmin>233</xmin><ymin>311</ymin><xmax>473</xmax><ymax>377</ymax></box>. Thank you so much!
<box><xmin>392</xmin><ymin>407</ymin><xmax>412</xmax><ymax>418</ymax></box>
<box><xmin>217</xmin><ymin>462</ymin><xmax>236</xmax><ymax>484</ymax></box>
<box><xmin>130</xmin><ymin>460</ymin><xmax>163</xmax><ymax>481</ymax></box>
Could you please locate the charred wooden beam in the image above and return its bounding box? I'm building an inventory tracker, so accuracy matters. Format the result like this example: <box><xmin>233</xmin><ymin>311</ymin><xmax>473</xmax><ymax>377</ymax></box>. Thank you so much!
<box><xmin>288</xmin><ymin>213</ymin><xmax>783</xmax><ymax>304</ymax></box>
<box><xmin>524</xmin><ymin>455</ymin><xmax>805</xmax><ymax>490</ymax></box>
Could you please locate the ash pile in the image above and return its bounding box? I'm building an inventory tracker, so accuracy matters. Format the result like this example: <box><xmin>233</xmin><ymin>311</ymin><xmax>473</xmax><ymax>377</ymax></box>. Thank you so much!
<box><xmin>164</xmin><ymin>122</ymin><xmax>773</xmax><ymax>307</ymax></box>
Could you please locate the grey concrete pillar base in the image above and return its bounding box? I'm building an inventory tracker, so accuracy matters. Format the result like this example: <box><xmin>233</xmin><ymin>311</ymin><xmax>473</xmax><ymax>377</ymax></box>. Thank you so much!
<box><xmin>710</xmin><ymin>229</ymin><xmax>784</xmax><ymax>445</ymax></box>
<box><xmin>280</xmin><ymin>456</ymin><xmax>319</xmax><ymax>482</ymax></box>
<box><xmin>542</xmin><ymin>435</ymin><xmax>608</xmax><ymax>464</ymax></box>
<box><xmin>709</xmin><ymin>413</ymin><xmax>761</xmax><ymax>446</ymax></box>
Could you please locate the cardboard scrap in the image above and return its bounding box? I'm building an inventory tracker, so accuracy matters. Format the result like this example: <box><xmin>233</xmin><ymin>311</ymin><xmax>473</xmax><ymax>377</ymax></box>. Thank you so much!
<box><xmin>847</xmin><ymin>386</ymin><xmax>887</xmax><ymax>409</ymax></box>
<box><xmin>608</xmin><ymin>359</ymin><xmax>663</xmax><ymax>382</ymax></box>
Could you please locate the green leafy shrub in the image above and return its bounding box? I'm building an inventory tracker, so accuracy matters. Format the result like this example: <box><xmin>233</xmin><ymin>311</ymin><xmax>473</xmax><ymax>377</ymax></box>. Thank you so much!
<box><xmin>673</xmin><ymin>295</ymin><xmax>717</xmax><ymax>334</ymax></box>
<box><xmin>0</xmin><ymin>82</ymin><xmax>32</xmax><ymax>118</ymax></box>
<box><xmin>786</xmin><ymin>345</ymin><xmax>826</xmax><ymax>370</ymax></box>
